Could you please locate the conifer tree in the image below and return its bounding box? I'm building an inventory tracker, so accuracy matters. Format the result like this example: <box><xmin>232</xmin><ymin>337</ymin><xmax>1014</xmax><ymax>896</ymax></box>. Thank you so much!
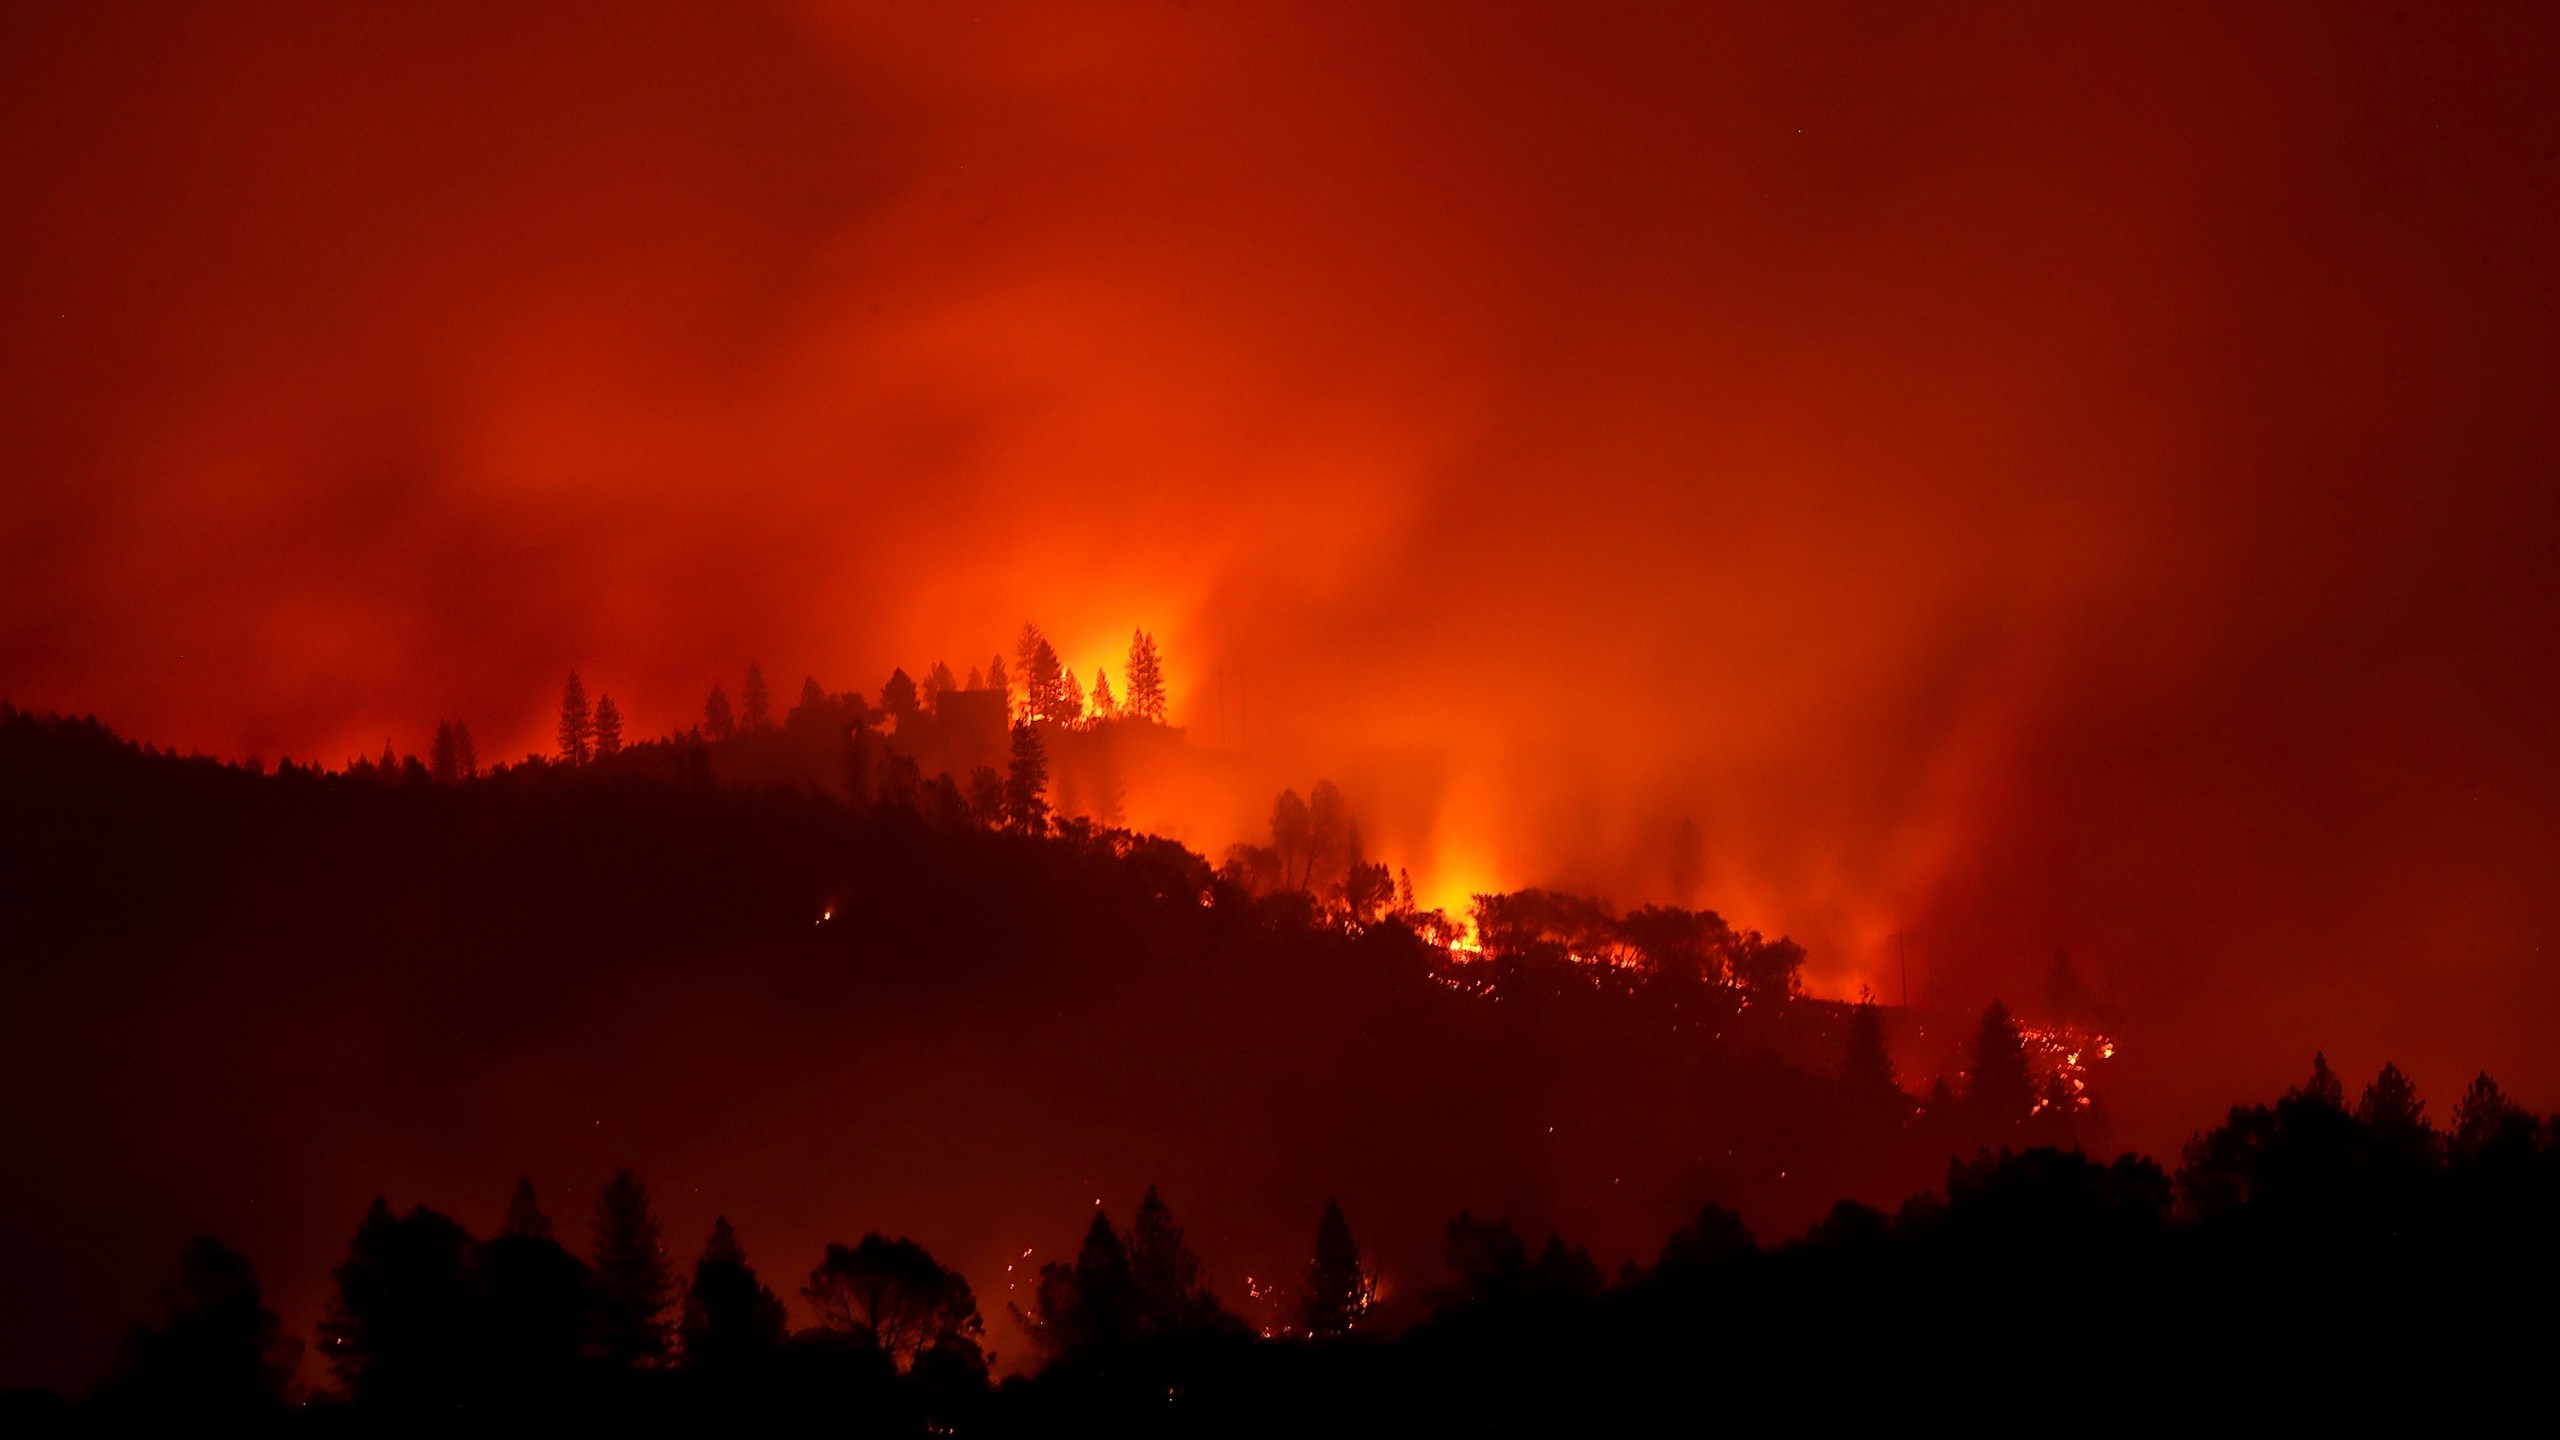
<box><xmin>987</xmin><ymin>654</ymin><xmax>1010</xmax><ymax>712</ymax></box>
<box><xmin>681</xmin><ymin>1217</ymin><xmax>786</xmax><ymax>1369</ymax></box>
<box><xmin>557</xmin><ymin>673</ymin><xmax>593</xmax><ymax>765</ymax></box>
<box><xmin>882</xmin><ymin>667</ymin><xmax>920</xmax><ymax>723</ymax></box>
<box><xmin>429</xmin><ymin>721</ymin><xmax>462</xmax><ymax>785</ymax></box>
<box><xmin>2291</xmin><ymin>1051</ymin><xmax>2346</xmax><ymax>1109</ymax></box>
<box><xmin>592</xmin><ymin>695</ymin><xmax>623</xmax><ymax>757</ymax></box>
<box><xmin>1841</xmin><ymin>998</ymin><xmax>1906</xmax><ymax>1118</ymax></box>
<box><xmin>1301</xmin><ymin>1199</ymin><xmax>1370</xmax><ymax>1338</ymax></box>
<box><xmin>453</xmin><ymin>722</ymin><xmax>476</xmax><ymax>778</ymax></box>
<box><xmin>923</xmin><ymin>661</ymin><xmax>957</xmax><ymax>709</ymax></box>
<box><xmin>1124</xmin><ymin>629</ymin><xmax>1167</xmax><ymax>722</ymax></box>
<box><xmin>501</xmin><ymin>1176</ymin><xmax>552</xmax><ymax>1241</ymax></box>
<box><xmin>1127</xmin><ymin>1187</ymin><xmax>1221</xmax><ymax>1335</ymax></box>
<box><xmin>1027</xmin><ymin>637</ymin><xmax>1064</xmax><ymax>721</ymax></box>
<box><xmin>703</xmin><ymin>687</ymin><xmax>736</xmax><ymax>741</ymax></box>
<box><xmin>590</xmin><ymin>1169</ymin><xmax>677</xmax><ymax>1368</ymax></box>
<box><xmin>1091</xmin><ymin>667</ymin><xmax>1117</xmax><ymax>719</ymax></box>
<box><xmin>1004</xmin><ymin>722</ymin><xmax>1050</xmax><ymax>834</ymax></box>
<box><xmin>1061</xmin><ymin>668</ymin><xmax>1085</xmax><ymax>724</ymax></box>
<box><xmin>1964</xmin><ymin>1000</ymin><xmax>2036</xmax><ymax>1123</ymax></box>
<box><xmin>741</xmin><ymin>664</ymin><xmax>772</xmax><ymax>730</ymax></box>
<box><xmin>966</xmin><ymin>665</ymin><xmax>984</xmax><ymax>691</ymax></box>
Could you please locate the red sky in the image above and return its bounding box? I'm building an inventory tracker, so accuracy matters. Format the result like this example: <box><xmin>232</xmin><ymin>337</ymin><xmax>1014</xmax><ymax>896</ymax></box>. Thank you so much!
<box><xmin>6</xmin><ymin>1</ymin><xmax>2560</xmax><ymax>1135</ymax></box>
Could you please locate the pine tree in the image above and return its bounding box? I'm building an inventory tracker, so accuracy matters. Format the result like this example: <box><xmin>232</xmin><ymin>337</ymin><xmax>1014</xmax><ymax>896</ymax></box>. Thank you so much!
<box><xmin>1841</xmin><ymin>998</ymin><xmax>1906</xmax><ymax>1118</ymax></box>
<box><xmin>1124</xmin><ymin>629</ymin><xmax>1167</xmax><ymax>722</ymax></box>
<box><xmin>1127</xmin><ymin>1187</ymin><xmax>1220</xmax><ymax>1335</ymax></box>
<box><xmin>379</xmin><ymin>738</ymin><xmax>398</xmax><ymax>773</ymax></box>
<box><xmin>703</xmin><ymin>687</ymin><xmax>735</xmax><ymax>741</ymax></box>
<box><xmin>590</xmin><ymin>1169</ymin><xmax>677</xmax><ymax>1368</ymax></box>
<box><xmin>2291</xmin><ymin>1051</ymin><xmax>2346</xmax><ymax>1109</ymax></box>
<box><xmin>1028</xmin><ymin>638</ymin><xmax>1064</xmax><ymax>721</ymax></box>
<box><xmin>1091</xmin><ymin>667</ymin><xmax>1117</xmax><ymax>719</ymax></box>
<box><xmin>681</xmin><ymin>1217</ymin><xmax>786</xmax><ymax>1370</ymax></box>
<box><xmin>1964</xmin><ymin>1000</ymin><xmax>2035</xmax><ymax>1124</ymax></box>
<box><xmin>501</xmin><ymin>1176</ymin><xmax>552</xmax><ymax>1240</ymax></box>
<box><xmin>557</xmin><ymin>673</ymin><xmax>593</xmax><ymax>765</ymax></box>
<box><xmin>2452</xmin><ymin>1071</ymin><xmax>2529</xmax><ymax>1157</ymax></box>
<box><xmin>965</xmin><ymin>665</ymin><xmax>984</xmax><ymax>692</ymax></box>
<box><xmin>968</xmin><ymin>767</ymin><xmax>1006</xmax><ymax>828</ymax></box>
<box><xmin>923</xmin><ymin>661</ymin><xmax>957</xmax><ymax>709</ymax></box>
<box><xmin>882</xmin><ymin>668</ymin><xmax>920</xmax><ymax>723</ymax></box>
<box><xmin>2355</xmin><ymin>1062</ymin><xmax>2429</xmax><ymax>1139</ymax></box>
<box><xmin>987</xmin><ymin>654</ymin><xmax>1010</xmax><ymax>712</ymax></box>
<box><xmin>1004</xmin><ymin>723</ymin><xmax>1050</xmax><ymax>834</ymax></box>
<box><xmin>1030</xmin><ymin>1209</ymin><xmax>1135</xmax><ymax>1358</ymax></box>
<box><xmin>429</xmin><ymin>722</ymin><xmax>462</xmax><ymax>784</ymax></box>
<box><xmin>1061</xmin><ymin>668</ymin><xmax>1085</xmax><ymax>724</ymax></box>
<box><xmin>453</xmin><ymin>723</ymin><xmax>477</xmax><ymax>778</ymax></box>
<box><xmin>741</xmin><ymin>664</ymin><xmax>772</xmax><ymax>730</ymax></box>
<box><xmin>1301</xmin><ymin>1199</ymin><xmax>1370</xmax><ymax>1338</ymax></box>
<box><xmin>592</xmin><ymin>695</ymin><xmax>623</xmax><ymax>757</ymax></box>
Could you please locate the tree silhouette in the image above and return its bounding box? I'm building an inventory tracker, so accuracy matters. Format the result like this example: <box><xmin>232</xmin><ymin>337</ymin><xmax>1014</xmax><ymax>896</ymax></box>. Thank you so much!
<box><xmin>501</xmin><ymin>1175</ymin><xmax>551</xmax><ymax>1241</ymax></box>
<box><xmin>681</xmin><ymin>1216</ymin><xmax>786</xmax><ymax>1371</ymax></box>
<box><xmin>1729</xmin><ymin>931</ymin><xmax>1806</xmax><ymax>1005</ymax></box>
<box><xmin>923</xmin><ymin>661</ymin><xmax>956</xmax><ymax>709</ymax></box>
<box><xmin>430</xmin><ymin>721</ymin><xmax>464</xmax><ymax>784</ymax></box>
<box><xmin>318</xmin><ymin>1198</ymin><xmax>479</xmax><ymax>1410</ymax></box>
<box><xmin>1270</xmin><ymin>789</ymin><xmax>1312</xmax><ymax>889</ymax></box>
<box><xmin>1964</xmin><ymin>1000</ymin><xmax>2036</xmax><ymax>1124</ymax></box>
<box><xmin>803</xmin><ymin>1234</ymin><xmax>986</xmax><ymax>1372</ymax></box>
<box><xmin>2355</xmin><ymin>1063</ymin><xmax>2430</xmax><ymax>1145</ymax></box>
<box><xmin>968</xmin><ymin>766</ymin><xmax>1007</xmax><ymax>828</ymax></box>
<box><xmin>1026</xmin><ymin>634</ymin><xmax>1065</xmax><ymax>722</ymax></box>
<box><xmin>741</xmin><ymin>663</ymin><xmax>772</xmax><ymax>731</ymax></box>
<box><xmin>1128</xmin><ymin>1186</ymin><xmax>1225</xmax><ymax>1335</ymax></box>
<box><xmin>479</xmin><ymin>1179</ymin><xmax>587</xmax><ymax>1398</ymax></box>
<box><xmin>704</xmin><ymin>686</ymin><xmax>736</xmax><ymax>741</ymax></box>
<box><xmin>557</xmin><ymin>673</ymin><xmax>593</xmax><ymax>765</ymax></box>
<box><xmin>1004</xmin><ymin>722</ymin><xmax>1050</xmax><ymax>834</ymax></box>
<box><xmin>882</xmin><ymin>668</ymin><xmax>920</xmax><ymax>726</ymax></box>
<box><xmin>1029</xmin><ymin>1209</ymin><xmax>1136</xmax><ymax>1359</ymax></box>
<box><xmin>589</xmin><ymin>1169</ymin><xmax>676</xmax><ymax>1368</ymax></box>
<box><xmin>101</xmin><ymin>1237</ymin><xmax>297</xmax><ymax>1417</ymax></box>
<box><xmin>2292</xmin><ymin>1051</ymin><xmax>2346</xmax><ymax>1109</ymax></box>
<box><xmin>593</xmin><ymin>695</ymin><xmax>624</xmax><ymax>757</ymax></box>
<box><xmin>1091</xmin><ymin>666</ymin><xmax>1117</xmax><ymax>719</ymax></box>
<box><xmin>1124</xmin><ymin>629</ymin><xmax>1167</xmax><ymax>722</ymax></box>
<box><xmin>2451</xmin><ymin>1071</ymin><xmax>2531</xmax><ymax>1158</ymax></box>
<box><xmin>453</xmin><ymin>721</ymin><xmax>476</xmax><ymax>778</ymax></box>
<box><xmin>1341</xmin><ymin>822</ymin><xmax>1397</xmax><ymax>926</ymax></box>
<box><xmin>1061</xmin><ymin>668</ymin><xmax>1085</xmax><ymax>724</ymax></box>
<box><xmin>1841</xmin><ymin>998</ymin><xmax>1906</xmax><ymax>1119</ymax></box>
<box><xmin>1300</xmin><ymin>1200</ymin><xmax>1371</xmax><ymax>1338</ymax></box>
<box><xmin>987</xmin><ymin>654</ymin><xmax>1010</xmax><ymax>711</ymax></box>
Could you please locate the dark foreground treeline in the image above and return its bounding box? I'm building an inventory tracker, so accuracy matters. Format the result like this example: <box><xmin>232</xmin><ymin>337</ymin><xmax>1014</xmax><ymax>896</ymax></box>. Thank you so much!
<box><xmin>9</xmin><ymin>1052</ymin><xmax>2558</xmax><ymax>1432</ymax></box>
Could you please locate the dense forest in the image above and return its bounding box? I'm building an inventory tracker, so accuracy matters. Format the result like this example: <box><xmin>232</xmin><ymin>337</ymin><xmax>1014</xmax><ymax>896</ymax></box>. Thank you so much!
<box><xmin>5</xmin><ymin>694</ymin><xmax>2546</xmax><ymax>1426</ymax></box>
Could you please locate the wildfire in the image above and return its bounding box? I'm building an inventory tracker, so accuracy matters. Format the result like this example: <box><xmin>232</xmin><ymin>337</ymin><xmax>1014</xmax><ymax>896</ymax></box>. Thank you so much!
<box><xmin>2019</xmin><ymin>1023</ymin><xmax>2119</xmax><ymax>1114</ymax></box>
